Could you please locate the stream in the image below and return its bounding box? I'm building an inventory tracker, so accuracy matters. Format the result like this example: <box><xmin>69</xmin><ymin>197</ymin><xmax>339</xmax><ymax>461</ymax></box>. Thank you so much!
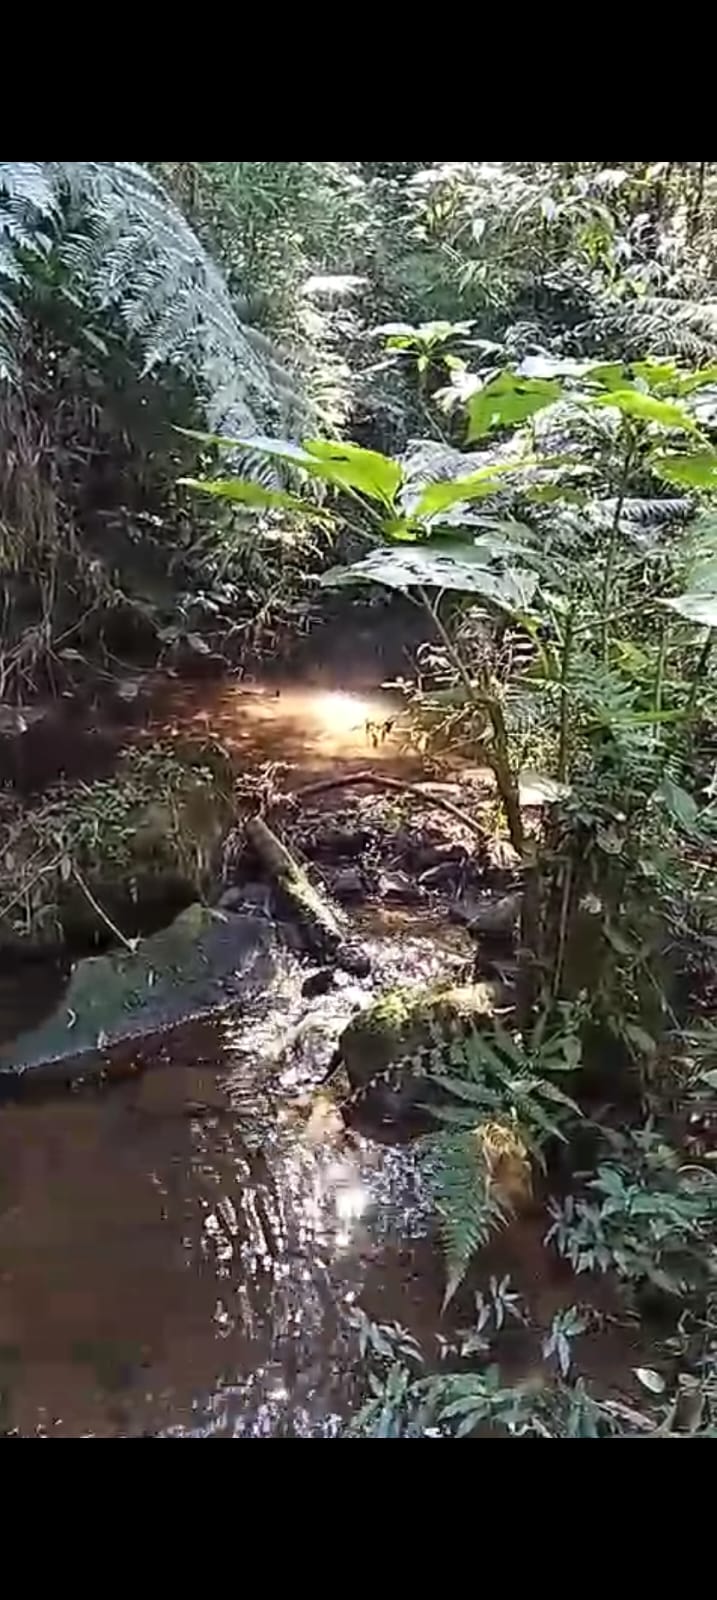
<box><xmin>0</xmin><ymin>681</ymin><xmax>472</xmax><ymax>1437</ymax></box>
<box><xmin>0</xmin><ymin>679</ymin><xmax>648</xmax><ymax>1435</ymax></box>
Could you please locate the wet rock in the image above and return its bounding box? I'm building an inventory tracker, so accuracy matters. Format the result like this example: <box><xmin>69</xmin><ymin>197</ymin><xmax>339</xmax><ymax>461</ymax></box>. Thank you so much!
<box><xmin>377</xmin><ymin>870</ymin><xmax>424</xmax><ymax>905</ymax></box>
<box><xmin>419</xmin><ymin>860</ymin><xmax>464</xmax><ymax>889</ymax></box>
<box><xmin>217</xmin><ymin>882</ymin><xmax>273</xmax><ymax>916</ymax></box>
<box><xmin>301</xmin><ymin>968</ymin><xmax>336</xmax><ymax>999</ymax></box>
<box><xmin>451</xmin><ymin>892</ymin><xmax>521</xmax><ymax>941</ymax></box>
<box><xmin>332</xmin><ymin>867</ymin><xmax>366</xmax><ymax>904</ymax></box>
<box><xmin>0</xmin><ymin>905</ymin><xmax>277</xmax><ymax>1084</ymax></box>
<box><xmin>307</xmin><ymin>827</ymin><xmax>375</xmax><ymax>860</ymax></box>
<box><xmin>339</xmin><ymin>982</ymin><xmax>498</xmax><ymax>1090</ymax></box>
<box><xmin>415</xmin><ymin>842</ymin><xmax>468</xmax><ymax>872</ymax></box>
<box><xmin>335</xmin><ymin>941</ymin><xmax>372</xmax><ymax>979</ymax></box>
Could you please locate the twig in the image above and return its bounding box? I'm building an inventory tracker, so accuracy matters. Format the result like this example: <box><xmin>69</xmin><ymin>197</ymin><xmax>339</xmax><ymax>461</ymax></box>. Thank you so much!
<box><xmin>0</xmin><ymin>851</ymin><xmax>65</xmax><ymax>926</ymax></box>
<box><xmin>70</xmin><ymin>864</ymin><xmax>138</xmax><ymax>953</ymax></box>
<box><xmin>286</xmin><ymin>769</ymin><xmax>489</xmax><ymax>840</ymax></box>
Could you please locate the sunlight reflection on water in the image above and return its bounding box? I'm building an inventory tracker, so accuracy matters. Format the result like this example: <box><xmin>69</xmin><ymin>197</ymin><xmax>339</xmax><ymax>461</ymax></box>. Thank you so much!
<box><xmin>153</xmin><ymin>681</ymin><xmax>406</xmax><ymax>772</ymax></box>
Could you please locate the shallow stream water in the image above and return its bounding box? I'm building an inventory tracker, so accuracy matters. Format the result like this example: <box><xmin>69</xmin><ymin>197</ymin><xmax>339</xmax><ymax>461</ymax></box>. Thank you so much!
<box><xmin>0</xmin><ymin>684</ymin><xmax>466</xmax><ymax>1436</ymax></box>
<box><xmin>0</xmin><ymin>680</ymin><xmax>646</xmax><ymax>1435</ymax></box>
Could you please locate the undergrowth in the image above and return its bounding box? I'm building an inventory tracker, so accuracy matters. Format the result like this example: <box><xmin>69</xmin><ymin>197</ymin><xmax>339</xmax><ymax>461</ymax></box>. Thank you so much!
<box><xmin>0</xmin><ymin>741</ymin><xmax>233</xmax><ymax>947</ymax></box>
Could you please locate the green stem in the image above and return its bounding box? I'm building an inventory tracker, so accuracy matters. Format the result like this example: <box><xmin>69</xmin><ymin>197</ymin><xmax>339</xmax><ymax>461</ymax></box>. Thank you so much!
<box><xmin>600</xmin><ymin>435</ymin><xmax>634</xmax><ymax>664</ymax></box>
<box><xmin>551</xmin><ymin>859</ymin><xmax>574</xmax><ymax>1000</ymax></box>
<box><xmin>652</xmin><ymin>618</ymin><xmax>668</xmax><ymax>748</ymax></box>
<box><xmin>556</xmin><ymin>603</ymin><xmax>575</xmax><ymax>783</ymax></box>
<box><xmin>686</xmin><ymin>628</ymin><xmax>713</xmax><ymax>720</ymax></box>
<box><xmin>418</xmin><ymin>588</ymin><xmax>525</xmax><ymax>856</ymax></box>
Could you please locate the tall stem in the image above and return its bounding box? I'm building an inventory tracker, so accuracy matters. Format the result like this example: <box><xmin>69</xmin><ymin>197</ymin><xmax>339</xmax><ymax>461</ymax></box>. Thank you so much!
<box><xmin>600</xmin><ymin>434</ymin><xmax>634</xmax><ymax>664</ymax></box>
<box><xmin>418</xmin><ymin>588</ymin><xmax>525</xmax><ymax>857</ymax></box>
<box><xmin>652</xmin><ymin>617</ymin><xmax>668</xmax><ymax>748</ymax></box>
<box><xmin>686</xmin><ymin>629</ymin><xmax>713</xmax><ymax>720</ymax></box>
<box><xmin>556</xmin><ymin>602</ymin><xmax>575</xmax><ymax>783</ymax></box>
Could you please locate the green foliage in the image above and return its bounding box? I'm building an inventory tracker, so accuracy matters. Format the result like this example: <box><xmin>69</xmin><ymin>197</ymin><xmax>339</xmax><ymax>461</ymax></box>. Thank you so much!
<box><xmin>0</xmin><ymin>162</ymin><xmax>300</xmax><ymax>435</ymax></box>
<box><xmin>420</xmin><ymin>1025</ymin><xmax>579</xmax><ymax>1299</ymax></box>
<box><xmin>0</xmin><ymin>743</ymin><xmax>232</xmax><ymax>945</ymax></box>
<box><xmin>349</xmin><ymin>1357</ymin><xmax>621</xmax><ymax>1438</ymax></box>
<box><xmin>321</xmin><ymin>545</ymin><xmax>538</xmax><ymax>609</ymax></box>
<box><xmin>422</xmin><ymin>1129</ymin><xmax>510</xmax><ymax>1308</ymax></box>
<box><xmin>466</xmin><ymin>373</ymin><xmax>562</xmax><ymax>440</ymax></box>
<box><xmin>429</xmin><ymin>1024</ymin><xmax>579</xmax><ymax>1149</ymax></box>
<box><xmin>541</xmin><ymin>1306</ymin><xmax>588</xmax><ymax>1377</ymax></box>
<box><xmin>545</xmin><ymin>1142</ymin><xmax>717</xmax><ymax>1296</ymax></box>
<box><xmin>177</xmin><ymin>476</ymin><xmax>321</xmax><ymax>517</ymax></box>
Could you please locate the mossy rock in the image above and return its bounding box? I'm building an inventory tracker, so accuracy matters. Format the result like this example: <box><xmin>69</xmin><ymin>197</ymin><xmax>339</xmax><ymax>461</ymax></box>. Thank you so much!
<box><xmin>0</xmin><ymin>903</ymin><xmax>277</xmax><ymax>1082</ymax></box>
<box><xmin>339</xmin><ymin>981</ymin><xmax>498</xmax><ymax>1089</ymax></box>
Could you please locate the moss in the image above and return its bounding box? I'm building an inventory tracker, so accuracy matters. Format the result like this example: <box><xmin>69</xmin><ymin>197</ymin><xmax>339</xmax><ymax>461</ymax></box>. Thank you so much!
<box><xmin>340</xmin><ymin>981</ymin><xmax>498</xmax><ymax>1086</ymax></box>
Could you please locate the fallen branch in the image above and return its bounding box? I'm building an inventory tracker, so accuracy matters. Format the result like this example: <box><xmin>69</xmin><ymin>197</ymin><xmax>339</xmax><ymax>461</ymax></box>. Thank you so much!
<box><xmin>286</xmin><ymin>770</ymin><xmax>488</xmax><ymax>841</ymax></box>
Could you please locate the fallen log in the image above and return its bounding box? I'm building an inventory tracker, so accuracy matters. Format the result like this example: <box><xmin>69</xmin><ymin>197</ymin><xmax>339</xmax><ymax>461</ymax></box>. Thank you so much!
<box><xmin>245</xmin><ymin>813</ymin><xmax>350</xmax><ymax>964</ymax></box>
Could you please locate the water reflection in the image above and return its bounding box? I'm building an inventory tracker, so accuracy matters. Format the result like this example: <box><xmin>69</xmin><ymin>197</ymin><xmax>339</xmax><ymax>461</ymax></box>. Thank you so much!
<box><xmin>149</xmin><ymin>682</ymin><xmax>409</xmax><ymax>775</ymax></box>
<box><xmin>0</xmin><ymin>932</ymin><xmax>454</xmax><ymax>1437</ymax></box>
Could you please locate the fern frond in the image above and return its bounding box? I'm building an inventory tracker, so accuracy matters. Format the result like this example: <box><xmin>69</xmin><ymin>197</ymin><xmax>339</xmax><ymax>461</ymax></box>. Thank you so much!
<box><xmin>597</xmin><ymin>496</ymin><xmax>694</xmax><ymax>528</ymax></box>
<box><xmin>580</xmin><ymin>297</ymin><xmax>717</xmax><ymax>364</ymax></box>
<box><xmin>422</xmin><ymin>1129</ymin><xmax>508</xmax><ymax>1304</ymax></box>
<box><xmin>0</xmin><ymin>161</ymin><xmax>305</xmax><ymax>439</ymax></box>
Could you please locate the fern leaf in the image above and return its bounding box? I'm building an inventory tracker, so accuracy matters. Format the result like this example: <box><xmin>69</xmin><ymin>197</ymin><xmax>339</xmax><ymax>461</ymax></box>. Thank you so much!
<box><xmin>0</xmin><ymin>161</ymin><xmax>305</xmax><ymax>442</ymax></box>
<box><xmin>422</xmin><ymin>1129</ymin><xmax>508</xmax><ymax>1306</ymax></box>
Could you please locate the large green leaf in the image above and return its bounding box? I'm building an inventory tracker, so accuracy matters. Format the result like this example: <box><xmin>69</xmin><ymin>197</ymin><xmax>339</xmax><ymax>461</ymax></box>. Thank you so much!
<box><xmin>590</xmin><ymin>390</ymin><xmax>697</xmax><ymax>431</ymax></box>
<box><xmin>585</xmin><ymin>363</ymin><xmax>635</xmax><ymax>392</ymax></box>
<box><xmin>673</xmin><ymin>365</ymin><xmax>717</xmax><ymax>397</ymax></box>
<box><xmin>629</xmin><ymin>361</ymin><xmax>681</xmax><ymax>390</ymax></box>
<box><xmin>586</xmin><ymin>360</ymin><xmax>688</xmax><ymax>393</ymax></box>
<box><xmin>178</xmin><ymin>429</ymin><xmax>403</xmax><ymax>507</ymax></box>
<box><xmin>466</xmin><ymin>374</ymin><xmax>562</xmax><ymax>441</ymax></box>
<box><xmin>652</xmin><ymin>450</ymin><xmax>717</xmax><ymax>490</ymax></box>
<box><xmin>663</xmin><ymin>592</ymin><xmax>717</xmax><ymax>627</ymax></box>
<box><xmin>321</xmin><ymin>545</ymin><xmax>537</xmax><ymax>610</ymax></box>
<box><xmin>372</xmin><ymin>321</ymin><xmax>418</xmax><ymax>339</ymax></box>
<box><xmin>178</xmin><ymin>477</ymin><xmax>325</xmax><ymax>516</ymax></box>
<box><xmin>176</xmin><ymin>427</ymin><xmax>310</xmax><ymax>464</ymax></box>
<box><xmin>411</xmin><ymin>461</ymin><xmax>528</xmax><ymax>520</ymax></box>
<box><xmin>302</xmin><ymin>439</ymin><xmax>403</xmax><ymax>505</ymax></box>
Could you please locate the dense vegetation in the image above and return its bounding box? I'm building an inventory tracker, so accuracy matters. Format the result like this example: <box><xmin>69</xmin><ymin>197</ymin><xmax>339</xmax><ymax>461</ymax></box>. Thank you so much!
<box><xmin>4</xmin><ymin>161</ymin><xmax>717</xmax><ymax>1436</ymax></box>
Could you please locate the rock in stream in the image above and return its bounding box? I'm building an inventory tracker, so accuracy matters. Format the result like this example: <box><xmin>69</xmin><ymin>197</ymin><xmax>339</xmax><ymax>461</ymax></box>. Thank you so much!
<box><xmin>0</xmin><ymin>904</ymin><xmax>277</xmax><ymax>1085</ymax></box>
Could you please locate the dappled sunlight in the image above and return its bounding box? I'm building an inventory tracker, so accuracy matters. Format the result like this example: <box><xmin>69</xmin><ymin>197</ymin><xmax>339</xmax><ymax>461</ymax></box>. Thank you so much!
<box><xmin>151</xmin><ymin>681</ymin><xmax>408</xmax><ymax>776</ymax></box>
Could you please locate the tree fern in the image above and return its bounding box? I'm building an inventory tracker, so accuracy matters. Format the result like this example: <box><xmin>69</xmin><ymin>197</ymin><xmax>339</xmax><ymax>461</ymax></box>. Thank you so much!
<box><xmin>581</xmin><ymin>298</ymin><xmax>717</xmax><ymax>365</ymax></box>
<box><xmin>0</xmin><ymin>161</ymin><xmax>303</xmax><ymax>435</ymax></box>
